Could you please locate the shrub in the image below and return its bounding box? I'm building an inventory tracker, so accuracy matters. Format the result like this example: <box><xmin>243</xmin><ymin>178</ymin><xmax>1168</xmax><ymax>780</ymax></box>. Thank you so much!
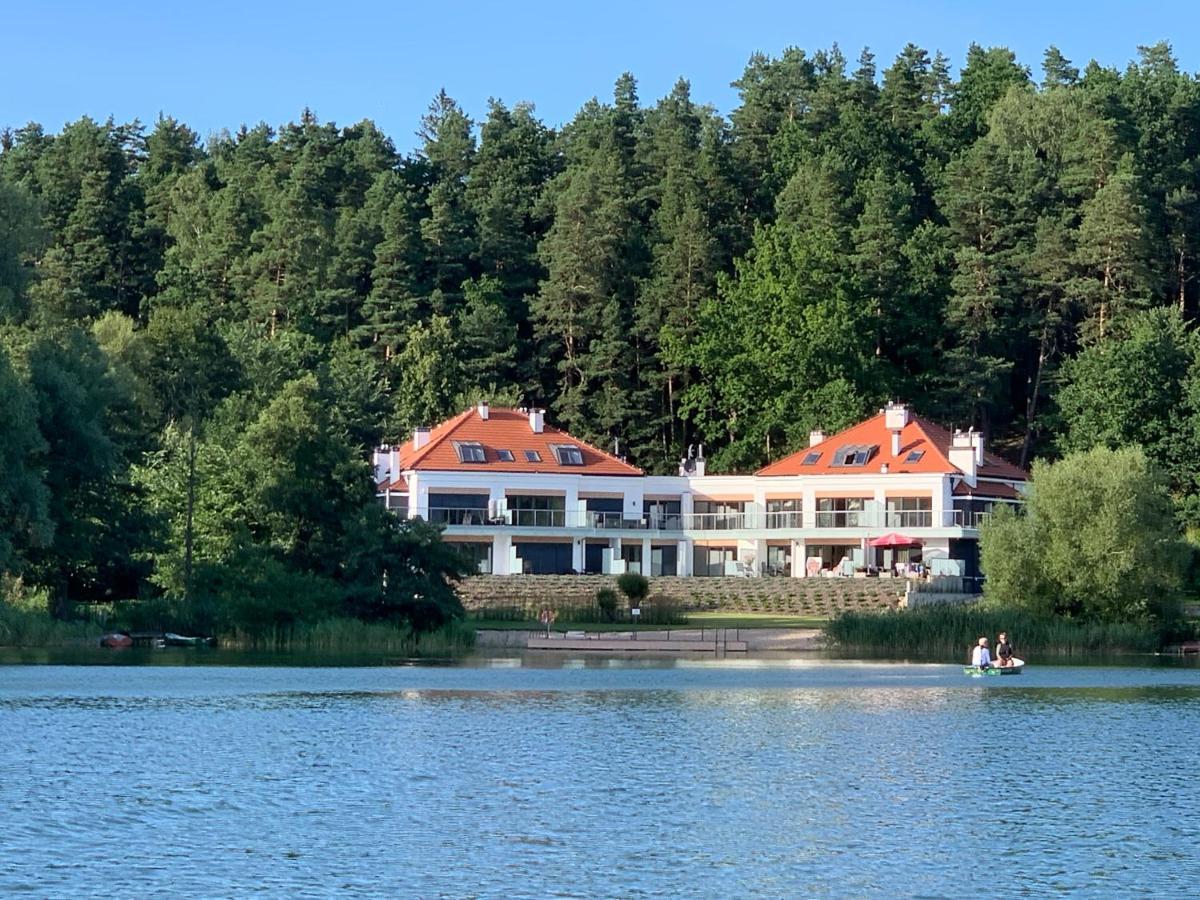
<box><xmin>596</xmin><ymin>588</ymin><xmax>619</xmax><ymax>622</ymax></box>
<box><xmin>616</xmin><ymin>572</ymin><xmax>650</xmax><ymax>604</ymax></box>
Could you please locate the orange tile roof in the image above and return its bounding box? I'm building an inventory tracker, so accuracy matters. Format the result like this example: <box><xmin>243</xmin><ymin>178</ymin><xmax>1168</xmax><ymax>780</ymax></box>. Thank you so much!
<box><xmin>756</xmin><ymin>412</ymin><xmax>1028</xmax><ymax>480</ymax></box>
<box><xmin>391</xmin><ymin>407</ymin><xmax>643</xmax><ymax>476</ymax></box>
<box><xmin>376</xmin><ymin>475</ymin><xmax>409</xmax><ymax>492</ymax></box>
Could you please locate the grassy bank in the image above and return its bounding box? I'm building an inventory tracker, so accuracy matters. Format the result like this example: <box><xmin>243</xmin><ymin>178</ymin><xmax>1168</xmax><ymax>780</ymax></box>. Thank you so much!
<box><xmin>217</xmin><ymin>618</ymin><xmax>476</xmax><ymax>656</ymax></box>
<box><xmin>824</xmin><ymin>605</ymin><xmax>1171</xmax><ymax>658</ymax></box>
<box><xmin>0</xmin><ymin>602</ymin><xmax>100</xmax><ymax>647</ymax></box>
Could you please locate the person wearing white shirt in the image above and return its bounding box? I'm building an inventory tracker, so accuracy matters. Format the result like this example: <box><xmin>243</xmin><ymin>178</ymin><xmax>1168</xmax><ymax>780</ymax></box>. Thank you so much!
<box><xmin>970</xmin><ymin>637</ymin><xmax>992</xmax><ymax>668</ymax></box>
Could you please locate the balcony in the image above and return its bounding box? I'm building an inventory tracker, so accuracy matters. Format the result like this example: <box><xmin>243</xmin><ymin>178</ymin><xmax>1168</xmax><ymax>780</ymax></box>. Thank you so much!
<box><xmin>413</xmin><ymin>507</ymin><xmax>980</xmax><ymax>533</ymax></box>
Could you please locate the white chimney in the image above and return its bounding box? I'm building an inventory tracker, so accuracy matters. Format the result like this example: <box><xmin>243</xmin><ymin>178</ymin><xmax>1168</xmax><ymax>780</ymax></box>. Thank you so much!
<box><xmin>477</xmin><ymin>401</ymin><xmax>489</xmax><ymax>420</ymax></box>
<box><xmin>372</xmin><ymin>447</ymin><xmax>389</xmax><ymax>484</ymax></box>
<box><xmin>529</xmin><ymin>408</ymin><xmax>544</xmax><ymax>434</ymax></box>
<box><xmin>971</xmin><ymin>431</ymin><xmax>985</xmax><ymax>466</ymax></box>
<box><xmin>948</xmin><ymin>429</ymin><xmax>978</xmax><ymax>485</ymax></box>
<box><xmin>809</xmin><ymin>430</ymin><xmax>826</xmax><ymax>447</ymax></box>
<box><xmin>885</xmin><ymin>402</ymin><xmax>909</xmax><ymax>457</ymax></box>
<box><xmin>412</xmin><ymin>427</ymin><xmax>431</xmax><ymax>450</ymax></box>
<box><xmin>694</xmin><ymin>444</ymin><xmax>706</xmax><ymax>477</ymax></box>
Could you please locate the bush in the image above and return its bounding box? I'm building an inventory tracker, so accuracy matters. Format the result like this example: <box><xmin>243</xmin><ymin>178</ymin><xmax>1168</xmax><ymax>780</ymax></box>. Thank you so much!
<box><xmin>596</xmin><ymin>588</ymin><xmax>619</xmax><ymax>622</ymax></box>
<box><xmin>616</xmin><ymin>572</ymin><xmax>650</xmax><ymax>604</ymax></box>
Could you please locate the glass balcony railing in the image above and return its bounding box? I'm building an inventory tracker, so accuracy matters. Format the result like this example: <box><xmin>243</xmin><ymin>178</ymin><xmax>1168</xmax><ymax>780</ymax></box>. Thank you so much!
<box><xmin>413</xmin><ymin>507</ymin><xmax>986</xmax><ymax>532</ymax></box>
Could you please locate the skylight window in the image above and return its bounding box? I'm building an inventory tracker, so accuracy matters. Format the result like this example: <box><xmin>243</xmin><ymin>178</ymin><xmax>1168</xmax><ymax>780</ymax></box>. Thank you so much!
<box><xmin>553</xmin><ymin>444</ymin><xmax>585</xmax><ymax>466</ymax></box>
<box><xmin>833</xmin><ymin>444</ymin><xmax>876</xmax><ymax>467</ymax></box>
<box><xmin>904</xmin><ymin>450</ymin><xmax>925</xmax><ymax>463</ymax></box>
<box><xmin>497</xmin><ymin>449</ymin><xmax>515</xmax><ymax>462</ymax></box>
<box><xmin>524</xmin><ymin>449</ymin><xmax>541</xmax><ymax>462</ymax></box>
<box><xmin>802</xmin><ymin>452</ymin><xmax>821</xmax><ymax>465</ymax></box>
<box><xmin>453</xmin><ymin>441</ymin><xmax>486</xmax><ymax>463</ymax></box>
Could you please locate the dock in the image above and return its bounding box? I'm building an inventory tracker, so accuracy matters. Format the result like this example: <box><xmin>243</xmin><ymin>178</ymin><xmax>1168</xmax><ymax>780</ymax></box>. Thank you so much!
<box><xmin>526</xmin><ymin>629</ymin><xmax>748</xmax><ymax>654</ymax></box>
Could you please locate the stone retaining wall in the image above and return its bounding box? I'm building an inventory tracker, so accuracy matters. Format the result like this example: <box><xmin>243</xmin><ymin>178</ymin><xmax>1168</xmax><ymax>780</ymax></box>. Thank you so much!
<box><xmin>456</xmin><ymin>574</ymin><xmax>906</xmax><ymax>617</ymax></box>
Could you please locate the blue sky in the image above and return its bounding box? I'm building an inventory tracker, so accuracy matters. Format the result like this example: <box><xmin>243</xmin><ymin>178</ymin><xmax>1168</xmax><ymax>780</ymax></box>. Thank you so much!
<box><xmin>3</xmin><ymin>1</ymin><xmax>1196</xmax><ymax>150</ymax></box>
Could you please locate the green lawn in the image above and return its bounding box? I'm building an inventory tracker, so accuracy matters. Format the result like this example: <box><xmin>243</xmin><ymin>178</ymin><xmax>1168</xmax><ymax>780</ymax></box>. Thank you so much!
<box><xmin>470</xmin><ymin>612</ymin><xmax>828</xmax><ymax>631</ymax></box>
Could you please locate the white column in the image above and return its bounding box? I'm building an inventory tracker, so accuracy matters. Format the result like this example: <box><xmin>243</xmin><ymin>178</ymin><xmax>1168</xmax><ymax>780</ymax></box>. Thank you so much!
<box><xmin>492</xmin><ymin>534</ymin><xmax>512</xmax><ymax>575</ymax></box>
<box><xmin>677</xmin><ymin>539</ymin><xmax>691</xmax><ymax>577</ymax></box>
<box><xmin>754</xmin><ymin>539</ymin><xmax>768</xmax><ymax>577</ymax></box>
<box><xmin>791</xmin><ymin>540</ymin><xmax>805</xmax><ymax>577</ymax></box>
<box><xmin>641</xmin><ymin>537</ymin><xmax>652</xmax><ymax>576</ymax></box>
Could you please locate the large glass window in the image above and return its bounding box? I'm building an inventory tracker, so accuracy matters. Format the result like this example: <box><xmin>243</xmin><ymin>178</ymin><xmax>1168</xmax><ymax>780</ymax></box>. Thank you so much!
<box><xmin>691</xmin><ymin>500</ymin><xmax>746</xmax><ymax>530</ymax></box>
<box><xmin>455</xmin><ymin>542</ymin><xmax>493</xmax><ymax>574</ymax></box>
<box><xmin>765</xmin><ymin>498</ymin><xmax>802</xmax><ymax>528</ymax></box>
<box><xmin>646</xmin><ymin>499</ymin><xmax>682</xmax><ymax>530</ymax></box>
<box><xmin>765</xmin><ymin>544</ymin><xmax>791</xmax><ymax>576</ymax></box>
<box><xmin>620</xmin><ymin>543</ymin><xmax>643</xmax><ymax>575</ymax></box>
<box><xmin>508</xmin><ymin>494</ymin><xmax>566</xmax><ymax>527</ymax></box>
<box><xmin>385</xmin><ymin>494</ymin><xmax>409</xmax><ymax>516</ymax></box>
<box><xmin>816</xmin><ymin>497</ymin><xmax>865</xmax><ymax>528</ymax></box>
<box><xmin>886</xmin><ymin>497</ymin><xmax>932</xmax><ymax>528</ymax></box>
<box><xmin>650</xmin><ymin>544</ymin><xmax>678</xmax><ymax>576</ymax></box>
<box><xmin>692</xmin><ymin>545</ymin><xmax>737</xmax><ymax>576</ymax></box>
<box><xmin>427</xmin><ymin>493</ymin><xmax>488</xmax><ymax>525</ymax></box>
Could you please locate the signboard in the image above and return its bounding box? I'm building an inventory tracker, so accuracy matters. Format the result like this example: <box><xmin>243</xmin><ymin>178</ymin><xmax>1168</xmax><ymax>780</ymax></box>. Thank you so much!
<box><xmin>631</xmin><ymin>608</ymin><xmax>641</xmax><ymax>617</ymax></box>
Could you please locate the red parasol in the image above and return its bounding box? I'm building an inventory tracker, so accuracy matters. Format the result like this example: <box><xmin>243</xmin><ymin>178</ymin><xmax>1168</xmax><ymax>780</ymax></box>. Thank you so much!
<box><xmin>868</xmin><ymin>532</ymin><xmax>923</xmax><ymax>549</ymax></box>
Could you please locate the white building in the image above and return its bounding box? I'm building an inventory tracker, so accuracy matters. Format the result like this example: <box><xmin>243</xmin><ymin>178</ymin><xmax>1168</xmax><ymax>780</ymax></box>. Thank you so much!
<box><xmin>374</xmin><ymin>402</ymin><xmax>1027</xmax><ymax>584</ymax></box>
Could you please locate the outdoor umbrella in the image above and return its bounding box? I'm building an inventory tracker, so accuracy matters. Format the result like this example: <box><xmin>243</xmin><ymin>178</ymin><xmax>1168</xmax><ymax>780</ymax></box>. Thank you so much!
<box><xmin>868</xmin><ymin>532</ymin><xmax>923</xmax><ymax>549</ymax></box>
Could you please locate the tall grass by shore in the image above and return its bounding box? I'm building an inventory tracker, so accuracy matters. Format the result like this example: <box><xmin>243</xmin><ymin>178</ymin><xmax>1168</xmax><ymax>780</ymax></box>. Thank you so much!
<box><xmin>823</xmin><ymin>605</ymin><xmax>1170</xmax><ymax>658</ymax></box>
<box><xmin>217</xmin><ymin>618</ymin><xmax>476</xmax><ymax>656</ymax></box>
<box><xmin>0</xmin><ymin>603</ymin><xmax>99</xmax><ymax>647</ymax></box>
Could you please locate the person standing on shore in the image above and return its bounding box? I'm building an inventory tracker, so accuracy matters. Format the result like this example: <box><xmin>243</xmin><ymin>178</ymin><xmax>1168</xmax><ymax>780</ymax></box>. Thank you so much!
<box><xmin>970</xmin><ymin>637</ymin><xmax>992</xmax><ymax>668</ymax></box>
<box><xmin>996</xmin><ymin>632</ymin><xmax>1014</xmax><ymax>667</ymax></box>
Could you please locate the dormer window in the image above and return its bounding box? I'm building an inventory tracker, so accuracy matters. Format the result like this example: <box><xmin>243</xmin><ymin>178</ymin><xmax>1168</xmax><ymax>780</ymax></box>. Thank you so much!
<box><xmin>524</xmin><ymin>449</ymin><xmax>541</xmax><ymax>462</ymax></box>
<box><xmin>833</xmin><ymin>444</ymin><xmax>877</xmax><ymax>467</ymax></box>
<box><xmin>802</xmin><ymin>451</ymin><xmax>821</xmax><ymax>466</ymax></box>
<box><xmin>453</xmin><ymin>441</ymin><xmax>486</xmax><ymax>463</ymax></box>
<box><xmin>904</xmin><ymin>450</ymin><xmax>925</xmax><ymax>463</ymax></box>
<box><xmin>497</xmin><ymin>449</ymin><xmax>515</xmax><ymax>462</ymax></box>
<box><xmin>553</xmin><ymin>444</ymin><xmax>584</xmax><ymax>466</ymax></box>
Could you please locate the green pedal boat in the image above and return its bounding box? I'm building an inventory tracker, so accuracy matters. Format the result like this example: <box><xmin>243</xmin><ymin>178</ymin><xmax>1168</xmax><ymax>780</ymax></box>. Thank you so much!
<box><xmin>964</xmin><ymin>658</ymin><xmax>1025</xmax><ymax>676</ymax></box>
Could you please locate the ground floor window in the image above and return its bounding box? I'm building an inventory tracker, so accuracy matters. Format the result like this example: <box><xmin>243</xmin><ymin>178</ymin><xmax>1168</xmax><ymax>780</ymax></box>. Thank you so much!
<box><xmin>620</xmin><ymin>543</ymin><xmax>643</xmax><ymax>574</ymax></box>
<box><xmin>650</xmin><ymin>544</ymin><xmax>677</xmax><ymax>576</ymax></box>
<box><xmin>693</xmin><ymin>545</ymin><xmax>737</xmax><ymax>577</ymax></box>
<box><xmin>513</xmin><ymin>541</ymin><xmax>572</xmax><ymax>574</ymax></box>
<box><xmin>454</xmin><ymin>541</ymin><xmax>493</xmax><ymax>574</ymax></box>
<box><xmin>804</xmin><ymin>544</ymin><xmax>861</xmax><ymax>574</ymax></box>
<box><xmin>765</xmin><ymin>544</ymin><xmax>791</xmax><ymax>576</ymax></box>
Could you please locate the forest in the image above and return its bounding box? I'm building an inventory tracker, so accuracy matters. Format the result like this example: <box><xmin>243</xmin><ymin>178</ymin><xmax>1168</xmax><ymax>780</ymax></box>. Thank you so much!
<box><xmin>3</xmin><ymin>40</ymin><xmax>1200</xmax><ymax>624</ymax></box>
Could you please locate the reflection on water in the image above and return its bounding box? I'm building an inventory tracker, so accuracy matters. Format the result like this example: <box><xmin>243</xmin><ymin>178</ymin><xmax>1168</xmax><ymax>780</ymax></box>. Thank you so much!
<box><xmin>1</xmin><ymin>660</ymin><xmax>1199</xmax><ymax>896</ymax></box>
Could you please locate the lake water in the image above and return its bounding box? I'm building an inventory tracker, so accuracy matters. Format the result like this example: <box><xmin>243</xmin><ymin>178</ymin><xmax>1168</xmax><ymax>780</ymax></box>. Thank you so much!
<box><xmin>2</xmin><ymin>656</ymin><xmax>1199</xmax><ymax>897</ymax></box>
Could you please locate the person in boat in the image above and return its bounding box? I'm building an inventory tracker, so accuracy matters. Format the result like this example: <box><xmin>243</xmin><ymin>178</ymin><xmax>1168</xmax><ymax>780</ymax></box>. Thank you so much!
<box><xmin>996</xmin><ymin>632</ymin><xmax>1014</xmax><ymax>667</ymax></box>
<box><xmin>970</xmin><ymin>637</ymin><xmax>992</xmax><ymax>669</ymax></box>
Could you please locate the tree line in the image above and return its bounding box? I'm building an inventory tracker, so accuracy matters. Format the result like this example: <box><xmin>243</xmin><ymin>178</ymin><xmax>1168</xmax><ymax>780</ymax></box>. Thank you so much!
<box><xmin>3</xmin><ymin>40</ymin><xmax>1200</xmax><ymax>620</ymax></box>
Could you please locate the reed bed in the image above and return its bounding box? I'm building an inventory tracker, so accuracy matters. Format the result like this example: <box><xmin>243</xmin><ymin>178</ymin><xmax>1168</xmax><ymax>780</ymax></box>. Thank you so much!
<box><xmin>218</xmin><ymin>618</ymin><xmax>477</xmax><ymax>656</ymax></box>
<box><xmin>823</xmin><ymin>604</ymin><xmax>1165</xmax><ymax>658</ymax></box>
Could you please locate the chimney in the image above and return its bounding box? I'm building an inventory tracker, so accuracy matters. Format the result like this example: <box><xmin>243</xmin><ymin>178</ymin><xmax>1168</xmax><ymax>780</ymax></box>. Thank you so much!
<box><xmin>809</xmin><ymin>430</ymin><xmax>826</xmax><ymax>447</ymax></box>
<box><xmin>477</xmin><ymin>401</ymin><xmax>489</xmax><ymax>421</ymax></box>
<box><xmin>694</xmin><ymin>444</ymin><xmax>706</xmax><ymax>477</ymax></box>
<box><xmin>885</xmin><ymin>402</ymin><xmax>909</xmax><ymax>458</ymax></box>
<box><xmin>948</xmin><ymin>429</ymin><xmax>977</xmax><ymax>485</ymax></box>
<box><xmin>372</xmin><ymin>447</ymin><xmax>390</xmax><ymax>484</ymax></box>
<box><xmin>413</xmin><ymin>427</ymin><xmax>431</xmax><ymax>451</ymax></box>
<box><xmin>971</xmin><ymin>430</ymin><xmax>985</xmax><ymax>466</ymax></box>
<box><xmin>529</xmin><ymin>408</ymin><xmax>544</xmax><ymax>434</ymax></box>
